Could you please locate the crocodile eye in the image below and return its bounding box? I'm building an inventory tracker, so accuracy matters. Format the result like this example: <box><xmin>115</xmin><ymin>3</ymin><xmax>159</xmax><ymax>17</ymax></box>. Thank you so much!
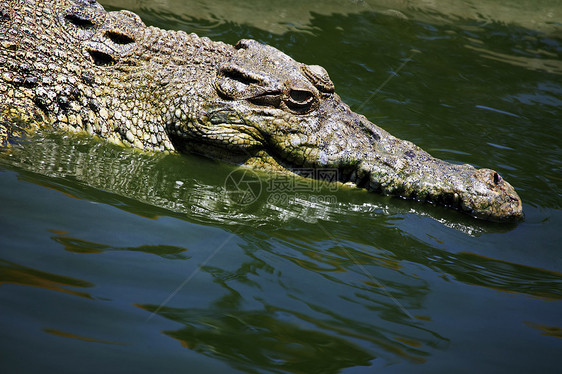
<box><xmin>289</xmin><ymin>89</ymin><xmax>313</xmax><ymax>104</ymax></box>
<box><xmin>285</xmin><ymin>89</ymin><xmax>315</xmax><ymax>113</ymax></box>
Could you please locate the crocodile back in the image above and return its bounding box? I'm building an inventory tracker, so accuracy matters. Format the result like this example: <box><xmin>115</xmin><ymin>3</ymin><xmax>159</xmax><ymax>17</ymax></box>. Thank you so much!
<box><xmin>0</xmin><ymin>0</ymin><xmax>233</xmax><ymax>149</ymax></box>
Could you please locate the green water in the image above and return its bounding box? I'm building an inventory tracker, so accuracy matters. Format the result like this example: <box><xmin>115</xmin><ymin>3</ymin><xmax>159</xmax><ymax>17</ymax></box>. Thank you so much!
<box><xmin>1</xmin><ymin>1</ymin><xmax>561</xmax><ymax>373</ymax></box>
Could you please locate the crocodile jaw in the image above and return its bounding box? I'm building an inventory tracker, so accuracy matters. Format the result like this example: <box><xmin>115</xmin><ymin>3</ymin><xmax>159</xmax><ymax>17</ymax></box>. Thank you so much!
<box><xmin>230</xmin><ymin>98</ymin><xmax>523</xmax><ymax>222</ymax></box>
<box><xmin>457</xmin><ymin>168</ymin><xmax>523</xmax><ymax>221</ymax></box>
<box><xmin>357</xmin><ymin>158</ymin><xmax>523</xmax><ymax>222</ymax></box>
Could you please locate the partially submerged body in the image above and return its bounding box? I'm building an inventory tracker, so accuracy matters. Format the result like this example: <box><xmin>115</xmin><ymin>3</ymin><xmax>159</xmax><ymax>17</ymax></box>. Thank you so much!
<box><xmin>0</xmin><ymin>0</ymin><xmax>522</xmax><ymax>221</ymax></box>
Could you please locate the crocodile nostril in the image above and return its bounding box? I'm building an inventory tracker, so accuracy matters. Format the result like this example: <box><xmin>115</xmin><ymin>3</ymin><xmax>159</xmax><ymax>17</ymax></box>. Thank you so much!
<box><xmin>87</xmin><ymin>49</ymin><xmax>115</xmax><ymax>66</ymax></box>
<box><xmin>219</xmin><ymin>66</ymin><xmax>260</xmax><ymax>86</ymax></box>
<box><xmin>103</xmin><ymin>31</ymin><xmax>135</xmax><ymax>45</ymax></box>
<box><xmin>64</xmin><ymin>13</ymin><xmax>95</xmax><ymax>29</ymax></box>
<box><xmin>0</xmin><ymin>8</ymin><xmax>10</xmax><ymax>23</ymax></box>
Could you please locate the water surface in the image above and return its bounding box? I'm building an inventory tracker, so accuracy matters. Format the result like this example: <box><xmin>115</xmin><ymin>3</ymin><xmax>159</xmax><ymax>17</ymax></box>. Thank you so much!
<box><xmin>1</xmin><ymin>1</ymin><xmax>561</xmax><ymax>373</ymax></box>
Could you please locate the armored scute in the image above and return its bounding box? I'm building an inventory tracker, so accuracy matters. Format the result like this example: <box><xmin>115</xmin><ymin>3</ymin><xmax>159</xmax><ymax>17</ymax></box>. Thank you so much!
<box><xmin>0</xmin><ymin>0</ymin><xmax>523</xmax><ymax>221</ymax></box>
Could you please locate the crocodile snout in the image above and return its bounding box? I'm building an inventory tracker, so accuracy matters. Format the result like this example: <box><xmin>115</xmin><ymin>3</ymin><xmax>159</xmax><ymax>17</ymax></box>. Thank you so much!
<box><xmin>464</xmin><ymin>168</ymin><xmax>523</xmax><ymax>221</ymax></box>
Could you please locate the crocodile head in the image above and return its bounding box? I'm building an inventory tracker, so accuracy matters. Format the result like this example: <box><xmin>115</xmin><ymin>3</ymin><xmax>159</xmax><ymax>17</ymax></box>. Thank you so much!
<box><xmin>175</xmin><ymin>39</ymin><xmax>523</xmax><ymax>222</ymax></box>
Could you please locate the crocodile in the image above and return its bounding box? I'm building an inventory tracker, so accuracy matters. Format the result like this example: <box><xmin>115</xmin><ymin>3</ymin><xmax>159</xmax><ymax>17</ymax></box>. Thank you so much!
<box><xmin>0</xmin><ymin>0</ymin><xmax>522</xmax><ymax>221</ymax></box>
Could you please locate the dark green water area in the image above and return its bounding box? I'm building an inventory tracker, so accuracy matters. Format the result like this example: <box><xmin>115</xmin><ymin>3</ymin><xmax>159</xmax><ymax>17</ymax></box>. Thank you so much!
<box><xmin>1</xmin><ymin>1</ymin><xmax>561</xmax><ymax>373</ymax></box>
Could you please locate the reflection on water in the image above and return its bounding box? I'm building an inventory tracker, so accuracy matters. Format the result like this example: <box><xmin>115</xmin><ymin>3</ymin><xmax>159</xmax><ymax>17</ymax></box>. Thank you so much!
<box><xmin>524</xmin><ymin>322</ymin><xmax>562</xmax><ymax>339</ymax></box>
<box><xmin>0</xmin><ymin>131</ymin><xmax>516</xmax><ymax>235</ymax></box>
<box><xmin>1</xmin><ymin>129</ymin><xmax>560</xmax><ymax>371</ymax></box>
<box><xmin>138</xmin><ymin>262</ymin><xmax>438</xmax><ymax>372</ymax></box>
<box><xmin>100</xmin><ymin>0</ymin><xmax>562</xmax><ymax>36</ymax></box>
<box><xmin>419</xmin><ymin>251</ymin><xmax>562</xmax><ymax>300</ymax></box>
<box><xmin>0</xmin><ymin>258</ymin><xmax>94</xmax><ymax>299</ymax></box>
<box><xmin>52</xmin><ymin>235</ymin><xmax>189</xmax><ymax>260</ymax></box>
<box><xmin>2</xmin><ymin>134</ymin><xmax>562</xmax><ymax>373</ymax></box>
<box><xmin>465</xmin><ymin>44</ymin><xmax>562</xmax><ymax>75</ymax></box>
<box><xmin>43</xmin><ymin>328</ymin><xmax>127</xmax><ymax>346</ymax></box>
<box><xmin>142</xmin><ymin>305</ymin><xmax>378</xmax><ymax>372</ymax></box>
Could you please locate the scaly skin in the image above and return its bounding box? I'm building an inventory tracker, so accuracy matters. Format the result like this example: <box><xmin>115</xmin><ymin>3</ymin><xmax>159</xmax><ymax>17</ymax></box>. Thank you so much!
<box><xmin>0</xmin><ymin>0</ymin><xmax>523</xmax><ymax>221</ymax></box>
